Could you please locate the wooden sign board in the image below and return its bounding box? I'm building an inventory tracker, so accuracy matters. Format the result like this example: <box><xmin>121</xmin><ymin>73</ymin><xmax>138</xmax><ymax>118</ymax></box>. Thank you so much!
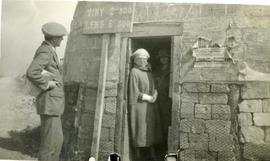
<box><xmin>82</xmin><ymin>2</ymin><xmax>134</xmax><ymax>34</ymax></box>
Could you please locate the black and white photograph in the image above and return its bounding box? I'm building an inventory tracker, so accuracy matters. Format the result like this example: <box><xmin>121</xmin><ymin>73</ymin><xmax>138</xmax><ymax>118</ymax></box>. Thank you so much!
<box><xmin>1</xmin><ymin>0</ymin><xmax>270</xmax><ymax>161</ymax></box>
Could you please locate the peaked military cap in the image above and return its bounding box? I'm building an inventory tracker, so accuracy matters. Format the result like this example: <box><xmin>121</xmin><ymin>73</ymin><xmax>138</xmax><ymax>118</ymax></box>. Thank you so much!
<box><xmin>42</xmin><ymin>22</ymin><xmax>67</xmax><ymax>37</ymax></box>
<box><xmin>157</xmin><ymin>49</ymin><xmax>170</xmax><ymax>58</ymax></box>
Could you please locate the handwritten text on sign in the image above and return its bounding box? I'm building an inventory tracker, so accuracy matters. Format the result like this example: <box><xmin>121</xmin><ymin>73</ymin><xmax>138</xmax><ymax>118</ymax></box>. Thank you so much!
<box><xmin>82</xmin><ymin>2</ymin><xmax>134</xmax><ymax>34</ymax></box>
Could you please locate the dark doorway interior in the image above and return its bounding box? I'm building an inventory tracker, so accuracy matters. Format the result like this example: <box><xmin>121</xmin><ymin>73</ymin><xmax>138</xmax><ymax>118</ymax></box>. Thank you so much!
<box><xmin>130</xmin><ymin>37</ymin><xmax>172</xmax><ymax>161</ymax></box>
<box><xmin>131</xmin><ymin>37</ymin><xmax>171</xmax><ymax>72</ymax></box>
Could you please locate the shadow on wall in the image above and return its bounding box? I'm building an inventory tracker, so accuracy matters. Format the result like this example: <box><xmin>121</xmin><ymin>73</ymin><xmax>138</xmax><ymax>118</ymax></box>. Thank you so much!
<box><xmin>0</xmin><ymin>126</ymin><xmax>40</xmax><ymax>158</ymax></box>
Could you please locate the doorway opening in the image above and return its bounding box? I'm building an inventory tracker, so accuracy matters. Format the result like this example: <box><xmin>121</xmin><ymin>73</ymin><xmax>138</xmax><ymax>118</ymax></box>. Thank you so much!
<box><xmin>131</xmin><ymin>37</ymin><xmax>171</xmax><ymax>72</ymax></box>
<box><xmin>129</xmin><ymin>36</ymin><xmax>172</xmax><ymax>161</ymax></box>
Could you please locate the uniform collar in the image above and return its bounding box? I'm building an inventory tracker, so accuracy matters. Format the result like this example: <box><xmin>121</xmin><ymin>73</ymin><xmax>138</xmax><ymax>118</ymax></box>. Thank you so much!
<box><xmin>43</xmin><ymin>41</ymin><xmax>56</xmax><ymax>52</ymax></box>
<box><xmin>42</xmin><ymin>41</ymin><xmax>60</xmax><ymax>69</ymax></box>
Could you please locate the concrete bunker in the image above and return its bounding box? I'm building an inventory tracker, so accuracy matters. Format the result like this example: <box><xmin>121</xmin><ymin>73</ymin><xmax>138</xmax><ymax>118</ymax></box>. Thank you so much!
<box><xmin>62</xmin><ymin>2</ymin><xmax>270</xmax><ymax>161</ymax></box>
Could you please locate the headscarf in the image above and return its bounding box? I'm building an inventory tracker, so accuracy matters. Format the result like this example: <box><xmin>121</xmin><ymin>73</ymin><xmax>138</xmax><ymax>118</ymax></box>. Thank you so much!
<box><xmin>131</xmin><ymin>48</ymin><xmax>150</xmax><ymax>59</ymax></box>
<box><xmin>131</xmin><ymin>48</ymin><xmax>151</xmax><ymax>71</ymax></box>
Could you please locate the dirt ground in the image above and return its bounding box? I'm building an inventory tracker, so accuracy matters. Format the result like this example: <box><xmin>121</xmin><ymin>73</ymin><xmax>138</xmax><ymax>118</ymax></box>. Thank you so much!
<box><xmin>0</xmin><ymin>76</ymin><xmax>40</xmax><ymax>159</ymax></box>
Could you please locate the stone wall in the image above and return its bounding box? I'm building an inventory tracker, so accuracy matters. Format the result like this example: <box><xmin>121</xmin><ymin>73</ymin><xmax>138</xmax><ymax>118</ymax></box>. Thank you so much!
<box><xmin>179</xmin><ymin>83</ymin><xmax>240</xmax><ymax>161</ymax></box>
<box><xmin>62</xmin><ymin>84</ymin><xmax>118</xmax><ymax>161</ymax></box>
<box><xmin>238</xmin><ymin>82</ymin><xmax>270</xmax><ymax>161</ymax></box>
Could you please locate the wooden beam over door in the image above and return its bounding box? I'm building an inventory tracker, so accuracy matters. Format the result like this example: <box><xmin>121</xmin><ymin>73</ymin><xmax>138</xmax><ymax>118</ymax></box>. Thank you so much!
<box><xmin>123</xmin><ymin>22</ymin><xmax>183</xmax><ymax>38</ymax></box>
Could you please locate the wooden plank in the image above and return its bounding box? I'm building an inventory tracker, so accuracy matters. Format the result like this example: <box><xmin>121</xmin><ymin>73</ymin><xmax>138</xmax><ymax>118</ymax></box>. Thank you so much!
<box><xmin>122</xmin><ymin>38</ymin><xmax>132</xmax><ymax>161</ymax></box>
<box><xmin>90</xmin><ymin>34</ymin><xmax>110</xmax><ymax>161</ymax></box>
<box><xmin>172</xmin><ymin>36</ymin><xmax>182</xmax><ymax>111</ymax></box>
<box><xmin>113</xmin><ymin>33</ymin><xmax>124</xmax><ymax>153</ymax></box>
<box><xmin>168</xmin><ymin>35</ymin><xmax>182</xmax><ymax>152</ymax></box>
<box><xmin>123</xmin><ymin>22</ymin><xmax>183</xmax><ymax>37</ymax></box>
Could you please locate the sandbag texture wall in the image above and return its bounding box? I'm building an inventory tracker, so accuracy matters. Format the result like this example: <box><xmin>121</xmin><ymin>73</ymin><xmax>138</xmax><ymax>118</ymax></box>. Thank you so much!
<box><xmin>238</xmin><ymin>82</ymin><xmax>270</xmax><ymax>161</ymax></box>
<box><xmin>179</xmin><ymin>83</ymin><xmax>241</xmax><ymax>161</ymax></box>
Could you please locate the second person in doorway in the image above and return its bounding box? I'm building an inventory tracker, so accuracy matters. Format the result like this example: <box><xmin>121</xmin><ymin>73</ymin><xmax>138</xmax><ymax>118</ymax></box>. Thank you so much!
<box><xmin>154</xmin><ymin>49</ymin><xmax>172</xmax><ymax>153</ymax></box>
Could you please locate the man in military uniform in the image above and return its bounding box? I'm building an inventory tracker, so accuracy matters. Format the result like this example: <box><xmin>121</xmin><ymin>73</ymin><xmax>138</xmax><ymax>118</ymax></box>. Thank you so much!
<box><xmin>27</xmin><ymin>22</ymin><xmax>67</xmax><ymax>161</ymax></box>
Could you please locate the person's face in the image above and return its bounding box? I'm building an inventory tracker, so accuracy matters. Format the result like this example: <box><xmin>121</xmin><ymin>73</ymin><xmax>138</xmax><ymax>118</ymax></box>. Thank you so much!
<box><xmin>51</xmin><ymin>36</ymin><xmax>64</xmax><ymax>47</ymax></box>
<box><xmin>160</xmin><ymin>56</ymin><xmax>169</xmax><ymax>65</ymax></box>
<box><xmin>134</xmin><ymin>57</ymin><xmax>148</xmax><ymax>67</ymax></box>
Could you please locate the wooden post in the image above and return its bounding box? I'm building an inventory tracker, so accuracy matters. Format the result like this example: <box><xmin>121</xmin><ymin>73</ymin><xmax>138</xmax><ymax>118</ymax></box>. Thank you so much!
<box><xmin>168</xmin><ymin>36</ymin><xmax>182</xmax><ymax>152</ymax></box>
<box><xmin>121</xmin><ymin>38</ymin><xmax>132</xmax><ymax>161</ymax></box>
<box><xmin>91</xmin><ymin>34</ymin><xmax>110</xmax><ymax>161</ymax></box>
<box><xmin>114</xmin><ymin>33</ymin><xmax>124</xmax><ymax>153</ymax></box>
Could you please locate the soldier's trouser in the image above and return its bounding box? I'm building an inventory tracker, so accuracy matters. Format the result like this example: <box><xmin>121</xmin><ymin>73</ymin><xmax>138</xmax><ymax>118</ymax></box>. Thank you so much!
<box><xmin>39</xmin><ymin>115</ymin><xmax>63</xmax><ymax>161</ymax></box>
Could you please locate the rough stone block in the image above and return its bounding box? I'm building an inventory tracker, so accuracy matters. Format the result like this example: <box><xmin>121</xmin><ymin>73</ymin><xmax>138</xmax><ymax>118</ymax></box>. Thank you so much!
<box><xmin>105</xmin><ymin>97</ymin><xmax>117</xmax><ymax>114</ymax></box>
<box><xmin>98</xmin><ymin>152</ymin><xmax>109</xmax><ymax>161</ymax></box>
<box><xmin>181</xmin><ymin>91</ymin><xmax>199</xmax><ymax>103</ymax></box>
<box><xmin>99</xmin><ymin>141</ymin><xmax>114</xmax><ymax>152</ymax></box>
<box><xmin>179</xmin><ymin>149</ymin><xmax>195</xmax><ymax>161</ymax></box>
<box><xmin>206</xmin><ymin>120</ymin><xmax>231</xmax><ymax>134</ymax></box>
<box><xmin>199</xmin><ymin>93</ymin><xmax>228</xmax><ymax>104</ymax></box>
<box><xmin>238</xmin><ymin>113</ymin><xmax>253</xmax><ymax>127</ymax></box>
<box><xmin>226</xmin><ymin>5</ymin><xmax>237</xmax><ymax>15</ymax></box>
<box><xmin>100</xmin><ymin>127</ymin><xmax>110</xmax><ymax>141</ymax></box>
<box><xmin>77</xmin><ymin>138</ymin><xmax>91</xmax><ymax>151</ymax></box>
<box><xmin>240</xmin><ymin>126</ymin><xmax>264</xmax><ymax>143</ymax></box>
<box><xmin>195</xmin><ymin>150</ymin><xmax>216</xmax><ymax>161</ymax></box>
<box><xmin>180</xmin><ymin>119</ymin><xmax>205</xmax><ymax>133</ymax></box>
<box><xmin>85</xmin><ymin>87</ymin><xmax>97</xmax><ymax>96</ymax></box>
<box><xmin>102</xmin><ymin>113</ymin><xmax>116</xmax><ymax>128</ymax></box>
<box><xmin>265</xmin><ymin>127</ymin><xmax>270</xmax><ymax>143</ymax></box>
<box><xmin>84</xmin><ymin>96</ymin><xmax>96</xmax><ymax>112</ymax></box>
<box><xmin>262</xmin><ymin>99</ymin><xmax>270</xmax><ymax>112</ymax></box>
<box><xmin>241</xmin><ymin>82</ymin><xmax>270</xmax><ymax>99</ymax></box>
<box><xmin>78</xmin><ymin>126</ymin><xmax>91</xmax><ymax>139</ymax></box>
<box><xmin>209</xmin><ymin>133</ymin><xmax>234</xmax><ymax>152</ymax></box>
<box><xmin>105</xmin><ymin>88</ymin><xmax>118</xmax><ymax>97</ymax></box>
<box><xmin>201</xmin><ymin>4</ymin><xmax>226</xmax><ymax>17</ymax></box>
<box><xmin>189</xmin><ymin>133</ymin><xmax>208</xmax><ymax>150</ymax></box>
<box><xmin>238</xmin><ymin>100</ymin><xmax>262</xmax><ymax>112</ymax></box>
<box><xmin>243</xmin><ymin>143</ymin><xmax>270</xmax><ymax>161</ymax></box>
<box><xmin>180</xmin><ymin>102</ymin><xmax>194</xmax><ymax>118</ymax></box>
<box><xmin>212</xmin><ymin>105</ymin><xmax>231</xmax><ymax>120</ymax></box>
<box><xmin>179</xmin><ymin>132</ymin><xmax>189</xmax><ymax>149</ymax></box>
<box><xmin>218</xmin><ymin>150</ymin><xmax>236</xmax><ymax>161</ymax></box>
<box><xmin>195</xmin><ymin>104</ymin><xmax>211</xmax><ymax>119</ymax></box>
<box><xmin>80</xmin><ymin>113</ymin><xmax>95</xmax><ymax>129</ymax></box>
<box><xmin>253</xmin><ymin>113</ymin><xmax>270</xmax><ymax>126</ymax></box>
<box><xmin>182</xmin><ymin>83</ymin><xmax>210</xmax><ymax>92</ymax></box>
<box><xmin>211</xmin><ymin>84</ymin><xmax>230</xmax><ymax>93</ymax></box>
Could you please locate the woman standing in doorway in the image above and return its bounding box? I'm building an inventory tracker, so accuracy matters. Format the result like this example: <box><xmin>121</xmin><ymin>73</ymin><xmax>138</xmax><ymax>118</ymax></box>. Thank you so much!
<box><xmin>128</xmin><ymin>48</ymin><xmax>162</xmax><ymax>161</ymax></box>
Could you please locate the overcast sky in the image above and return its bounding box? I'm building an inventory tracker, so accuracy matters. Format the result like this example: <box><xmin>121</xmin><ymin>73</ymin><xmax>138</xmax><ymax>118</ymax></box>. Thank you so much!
<box><xmin>1</xmin><ymin>0</ymin><xmax>77</xmax><ymax>76</ymax></box>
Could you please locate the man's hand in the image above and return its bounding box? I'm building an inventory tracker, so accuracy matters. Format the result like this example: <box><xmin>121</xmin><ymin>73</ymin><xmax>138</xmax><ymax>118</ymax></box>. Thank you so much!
<box><xmin>47</xmin><ymin>80</ymin><xmax>59</xmax><ymax>89</ymax></box>
<box><xmin>152</xmin><ymin>90</ymin><xmax>158</xmax><ymax>102</ymax></box>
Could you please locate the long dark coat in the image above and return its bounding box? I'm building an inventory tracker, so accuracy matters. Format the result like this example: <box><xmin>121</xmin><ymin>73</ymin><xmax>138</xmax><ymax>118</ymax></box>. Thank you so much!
<box><xmin>27</xmin><ymin>41</ymin><xmax>65</xmax><ymax>116</ymax></box>
<box><xmin>154</xmin><ymin>66</ymin><xmax>172</xmax><ymax>144</ymax></box>
<box><xmin>128</xmin><ymin>67</ymin><xmax>162</xmax><ymax>147</ymax></box>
